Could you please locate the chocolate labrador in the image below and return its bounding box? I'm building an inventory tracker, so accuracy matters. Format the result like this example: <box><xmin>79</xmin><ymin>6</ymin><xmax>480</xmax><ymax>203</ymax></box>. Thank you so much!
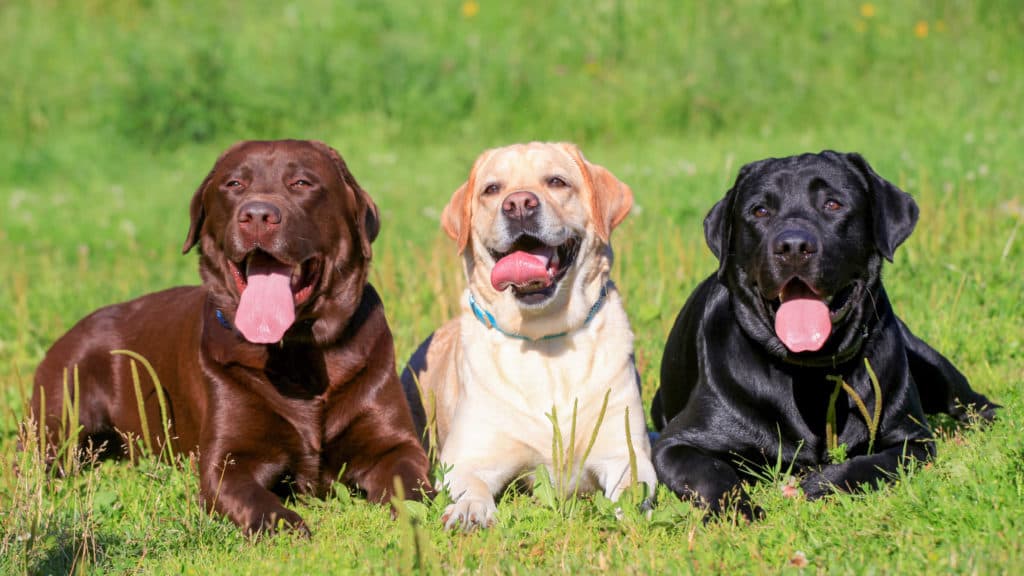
<box><xmin>651</xmin><ymin>151</ymin><xmax>998</xmax><ymax>519</ymax></box>
<box><xmin>32</xmin><ymin>140</ymin><xmax>431</xmax><ymax>535</ymax></box>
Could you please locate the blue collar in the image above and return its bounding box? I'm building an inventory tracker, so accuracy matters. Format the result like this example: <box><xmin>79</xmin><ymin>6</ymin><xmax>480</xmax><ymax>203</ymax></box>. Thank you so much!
<box><xmin>215</xmin><ymin>308</ymin><xmax>233</xmax><ymax>330</ymax></box>
<box><xmin>468</xmin><ymin>283</ymin><xmax>609</xmax><ymax>341</ymax></box>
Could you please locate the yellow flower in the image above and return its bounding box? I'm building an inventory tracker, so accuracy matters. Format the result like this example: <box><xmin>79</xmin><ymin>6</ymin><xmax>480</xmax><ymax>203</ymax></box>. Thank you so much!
<box><xmin>914</xmin><ymin>20</ymin><xmax>929</xmax><ymax>38</ymax></box>
<box><xmin>860</xmin><ymin>3</ymin><xmax>875</xmax><ymax>18</ymax></box>
<box><xmin>461</xmin><ymin>0</ymin><xmax>479</xmax><ymax>19</ymax></box>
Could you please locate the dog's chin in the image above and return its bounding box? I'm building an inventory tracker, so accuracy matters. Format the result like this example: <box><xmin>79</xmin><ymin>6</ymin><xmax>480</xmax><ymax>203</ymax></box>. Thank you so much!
<box><xmin>487</xmin><ymin>234</ymin><xmax>581</xmax><ymax>308</ymax></box>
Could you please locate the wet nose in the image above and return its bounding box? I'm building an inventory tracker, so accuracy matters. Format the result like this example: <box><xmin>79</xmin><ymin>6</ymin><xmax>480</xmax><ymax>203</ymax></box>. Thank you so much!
<box><xmin>502</xmin><ymin>191</ymin><xmax>540</xmax><ymax>220</ymax></box>
<box><xmin>772</xmin><ymin>229</ymin><xmax>819</xmax><ymax>262</ymax></box>
<box><xmin>238</xmin><ymin>201</ymin><xmax>282</xmax><ymax>226</ymax></box>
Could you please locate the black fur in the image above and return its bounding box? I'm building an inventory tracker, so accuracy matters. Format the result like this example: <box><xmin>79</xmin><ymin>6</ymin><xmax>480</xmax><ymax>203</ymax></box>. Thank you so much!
<box><xmin>652</xmin><ymin>151</ymin><xmax>998</xmax><ymax>519</ymax></box>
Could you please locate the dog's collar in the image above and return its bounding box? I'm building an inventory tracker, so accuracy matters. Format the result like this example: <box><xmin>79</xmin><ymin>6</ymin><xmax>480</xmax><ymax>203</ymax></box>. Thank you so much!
<box><xmin>215</xmin><ymin>308</ymin><xmax>233</xmax><ymax>331</ymax></box>
<box><xmin>468</xmin><ymin>283</ymin><xmax>609</xmax><ymax>341</ymax></box>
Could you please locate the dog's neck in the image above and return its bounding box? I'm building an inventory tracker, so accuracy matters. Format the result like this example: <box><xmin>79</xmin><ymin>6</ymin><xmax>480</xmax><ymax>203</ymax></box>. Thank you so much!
<box><xmin>467</xmin><ymin>282</ymin><xmax>610</xmax><ymax>341</ymax></box>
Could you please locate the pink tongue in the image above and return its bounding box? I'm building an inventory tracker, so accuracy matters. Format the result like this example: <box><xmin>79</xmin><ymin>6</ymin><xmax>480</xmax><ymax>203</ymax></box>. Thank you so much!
<box><xmin>235</xmin><ymin>260</ymin><xmax>295</xmax><ymax>344</ymax></box>
<box><xmin>775</xmin><ymin>298</ymin><xmax>832</xmax><ymax>353</ymax></box>
<box><xmin>490</xmin><ymin>251</ymin><xmax>552</xmax><ymax>291</ymax></box>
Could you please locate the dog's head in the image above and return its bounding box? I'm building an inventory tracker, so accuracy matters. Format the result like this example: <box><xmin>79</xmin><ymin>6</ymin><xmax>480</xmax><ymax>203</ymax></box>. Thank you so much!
<box><xmin>441</xmin><ymin>142</ymin><xmax>632</xmax><ymax>337</ymax></box>
<box><xmin>183</xmin><ymin>140</ymin><xmax>379</xmax><ymax>345</ymax></box>
<box><xmin>704</xmin><ymin>150</ymin><xmax>918</xmax><ymax>359</ymax></box>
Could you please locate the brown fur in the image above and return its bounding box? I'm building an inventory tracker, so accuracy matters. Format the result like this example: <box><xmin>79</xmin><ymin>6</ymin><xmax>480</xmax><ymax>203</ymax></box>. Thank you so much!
<box><xmin>32</xmin><ymin>140</ymin><xmax>431</xmax><ymax>536</ymax></box>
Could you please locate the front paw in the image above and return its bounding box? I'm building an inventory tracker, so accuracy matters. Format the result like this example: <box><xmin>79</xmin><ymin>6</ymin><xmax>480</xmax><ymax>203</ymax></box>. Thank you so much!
<box><xmin>244</xmin><ymin>507</ymin><xmax>310</xmax><ymax>538</ymax></box>
<box><xmin>441</xmin><ymin>497</ymin><xmax>497</xmax><ymax>531</ymax></box>
<box><xmin>800</xmin><ymin>470</ymin><xmax>834</xmax><ymax>500</ymax></box>
<box><xmin>700</xmin><ymin>490</ymin><xmax>764</xmax><ymax>523</ymax></box>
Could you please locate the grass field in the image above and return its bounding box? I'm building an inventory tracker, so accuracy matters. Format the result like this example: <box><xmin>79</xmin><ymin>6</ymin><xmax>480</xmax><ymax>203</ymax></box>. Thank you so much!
<box><xmin>1</xmin><ymin>1</ymin><xmax>1022</xmax><ymax>573</ymax></box>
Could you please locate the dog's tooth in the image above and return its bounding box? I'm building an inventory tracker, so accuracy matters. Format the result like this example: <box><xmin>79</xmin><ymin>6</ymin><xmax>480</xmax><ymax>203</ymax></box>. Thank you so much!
<box><xmin>551</xmin><ymin>250</ymin><xmax>560</xmax><ymax>269</ymax></box>
<box><xmin>294</xmin><ymin>263</ymin><xmax>302</xmax><ymax>276</ymax></box>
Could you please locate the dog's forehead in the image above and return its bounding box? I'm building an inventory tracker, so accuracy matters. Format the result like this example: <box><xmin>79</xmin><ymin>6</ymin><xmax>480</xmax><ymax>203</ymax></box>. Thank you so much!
<box><xmin>477</xmin><ymin>144</ymin><xmax>581</xmax><ymax>184</ymax></box>
<box><xmin>217</xmin><ymin>141</ymin><xmax>334</xmax><ymax>175</ymax></box>
<box><xmin>745</xmin><ymin>155</ymin><xmax>862</xmax><ymax>196</ymax></box>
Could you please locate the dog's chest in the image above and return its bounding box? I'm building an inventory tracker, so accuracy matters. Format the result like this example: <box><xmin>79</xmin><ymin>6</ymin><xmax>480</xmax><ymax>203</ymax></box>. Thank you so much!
<box><xmin>461</xmin><ymin>314</ymin><xmax>634</xmax><ymax>421</ymax></box>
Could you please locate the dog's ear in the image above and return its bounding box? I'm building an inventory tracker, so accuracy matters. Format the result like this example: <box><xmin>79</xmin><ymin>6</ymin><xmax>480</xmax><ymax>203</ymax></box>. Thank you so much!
<box><xmin>315</xmin><ymin>141</ymin><xmax>380</xmax><ymax>260</ymax></box>
<box><xmin>442</xmin><ymin>149</ymin><xmax>496</xmax><ymax>254</ymax></box>
<box><xmin>182</xmin><ymin>170</ymin><xmax>211</xmax><ymax>254</ymax></box>
<box><xmin>845</xmin><ymin>152</ymin><xmax>919</xmax><ymax>262</ymax></box>
<box><xmin>704</xmin><ymin>163</ymin><xmax>755</xmax><ymax>262</ymax></box>
<box><xmin>441</xmin><ymin>181</ymin><xmax>471</xmax><ymax>253</ymax></box>
<box><xmin>561</xmin><ymin>143</ymin><xmax>633</xmax><ymax>243</ymax></box>
<box><xmin>703</xmin><ymin>195</ymin><xmax>730</xmax><ymax>262</ymax></box>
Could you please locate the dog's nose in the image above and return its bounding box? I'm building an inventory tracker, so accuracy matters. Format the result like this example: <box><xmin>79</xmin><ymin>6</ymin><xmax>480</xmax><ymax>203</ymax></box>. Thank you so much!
<box><xmin>772</xmin><ymin>229</ymin><xmax>819</xmax><ymax>260</ymax></box>
<box><xmin>238</xmin><ymin>201</ymin><xmax>283</xmax><ymax>226</ymax></box>
<box><xmin>502</xmin><ymin>191</ymin><xmax>540</xmax><ymax>220</ymax></box>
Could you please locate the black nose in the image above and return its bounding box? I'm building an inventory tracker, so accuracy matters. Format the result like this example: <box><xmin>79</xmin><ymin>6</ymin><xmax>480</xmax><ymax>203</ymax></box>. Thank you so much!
<box><xmin>502</xmin><ymin>191</ymin><xmax>540</xmax><ymax>220</ymax></box>
<box><xmin>238</xmin><ymin>201</ymin><xmax>282</xmax><ymax>226</ymax></box>
<box><xmin>772</xmin><ymin>229</ymin><xmax>819</xmax><ymax>260</ymax></box>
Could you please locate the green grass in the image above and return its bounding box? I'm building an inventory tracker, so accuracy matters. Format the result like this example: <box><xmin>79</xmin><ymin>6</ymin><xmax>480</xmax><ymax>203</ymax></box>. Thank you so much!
<box><xmin>1</xmin><ymin>0</ymin><xmax>1022</xmax><ymax>573</ymax></box>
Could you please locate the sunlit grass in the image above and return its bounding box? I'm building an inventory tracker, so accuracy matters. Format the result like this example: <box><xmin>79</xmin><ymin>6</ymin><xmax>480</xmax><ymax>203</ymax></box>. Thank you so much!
<box><xmin>1</xmin><ymin>0</ymin><xmax>1022</xmax><ymax>573</ymax></box>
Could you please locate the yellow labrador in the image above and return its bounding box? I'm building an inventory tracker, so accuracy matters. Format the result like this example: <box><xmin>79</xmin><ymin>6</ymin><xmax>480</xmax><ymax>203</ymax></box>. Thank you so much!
<box><xmin>402</xmin><ymin>142</ymin><xmax>657</xmax><ymax>530</ymax></box>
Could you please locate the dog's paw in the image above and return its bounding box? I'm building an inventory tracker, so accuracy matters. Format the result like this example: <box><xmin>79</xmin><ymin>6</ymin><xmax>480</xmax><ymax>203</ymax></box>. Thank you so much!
<box><xmin>800</xmin><ymin>471</ymin><xmax>834</xmax><ymax>500</ymax></box>
<box><xmin>441</xmin><ymin>497</ymin><xmax>497</xmax><ymax>531</ymax></box>
<box><xmin>244</xmin><ymin>507</ymin><xmax>310</xmax><ymax>538</ymax></box>
<box><xmin>702</xmin><ymin>491</ymin><xmax>764</xmax><ymax>523</ymax></box>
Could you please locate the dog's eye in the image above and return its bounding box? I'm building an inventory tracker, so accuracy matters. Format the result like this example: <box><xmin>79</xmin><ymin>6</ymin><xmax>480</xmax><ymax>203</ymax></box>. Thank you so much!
<box><xmin>482</xmin><ymin>184</ymin><xmax>500</xmax><ymax>196</ymax></box>
<box><xmin>291</xmin><ymin>179</ymin><xmax>313</xmax><ymax>188</ymax></box>
<box><xmin>547</xmin><ymin>176</ymin><xmax>568</xmax><ymax>188</ymax></box>
<box><xmin>824</xmin><ymin>199</ymin><xmax>843</xmax><ymax>211</ymax></box>
<box><xmin>752</xmin><ymin>206</ymin><xmax>770</xmax><ymax>218</ymax></box>
<box><xmin>225</xmin><ymin>180</ymin><xmax>243</xmax><ymax>189</ymax></box>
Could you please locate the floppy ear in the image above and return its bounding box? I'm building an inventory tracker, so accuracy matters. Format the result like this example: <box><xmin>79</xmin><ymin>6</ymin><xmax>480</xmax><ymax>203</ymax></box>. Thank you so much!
<box><xmin>704</xmin><ymin>162</ymin><xmax>756</xmax><ymax>262</ymax></box>
<box><xmin>703</xmin><ymin>195</ymin><xmax>730</xmax><ymax>262</ymax></box>
<box><xmin>315</xmin><ymin>141</ymin><xmax>380</xmax><ymax>260</ymax></box>
<box><xmin>561</xmin><ymin>143</ymin><xmax>634</xmax><ymax>243</ymax></box>
<box><xmin>441</xmin><ymin>181</ymin><xmax>471</xmax><ymax>253</ymax></box>
<box><xmin>182</xmin><ymin>169</ymin><xmax>214</xmax><ymax>254</ymax></box>
<box><xmin>442</xmin><ymin>149</ymin><xmax>496</xmax><ymax>254</ymax></box>
<box><xmin>845</xmin><ymin>152</ymin><xmax>919</xmax><ymax>262</ymax></box>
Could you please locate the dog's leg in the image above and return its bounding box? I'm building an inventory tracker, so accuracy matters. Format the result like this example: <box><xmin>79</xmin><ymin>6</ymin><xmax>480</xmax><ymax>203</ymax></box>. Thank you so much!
<box><xmin>586</xmin><ymin>403</ymin><xmax>658</xmax><ymax>503</ymax></box>
<box><xmin>801</xmin><ymin>439</ymin><xmax>933</xmax><ymax>499</ymax></box>
<box><xmin>652</xmin><ymin>441</ymin><xmax>763</xmax><ymax>521</ymax></box>
<box><xmin>199</xmin><ymin>452</ymin><xmax>309</xmax><ymax>537</ymax></box>
<box><xmin>437</xmin><ymin>424</ymin><xmax>524</xmax><ymax>530</ymax></box>
<box><xmin>898</xmin><ymin>319</ymin><xmax>999</xmax><ymax>421</ymax></box>
<box><xmin>333</xmin><ymin>433</ymin><xmax>433</xmax><ymax>504</ymax></box>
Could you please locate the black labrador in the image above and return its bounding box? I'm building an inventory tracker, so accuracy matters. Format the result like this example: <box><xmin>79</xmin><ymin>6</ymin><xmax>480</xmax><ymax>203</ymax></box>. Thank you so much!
<box><xmin>651</xmin><ymin>151</ymin><xmax>998</xmax><ymax>519</ymax></box>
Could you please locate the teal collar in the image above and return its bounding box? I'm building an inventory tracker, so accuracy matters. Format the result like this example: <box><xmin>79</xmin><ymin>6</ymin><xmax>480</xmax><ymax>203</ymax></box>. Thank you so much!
<box><xmin>468</xmin><ymin>283</ymin><xmax>609</xmax><ymax>341</ymax></box>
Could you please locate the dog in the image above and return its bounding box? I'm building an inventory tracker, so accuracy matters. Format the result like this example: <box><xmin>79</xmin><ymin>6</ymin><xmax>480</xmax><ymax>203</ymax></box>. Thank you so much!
<box><xmin>651</xmin><ymin>150</ymin><xmax>999</xmax><ymax>519</ymax></box>
<box><xmin>402</xmin><ymin>142</ymin><xmax>657</xmax><ymax>530</ymax></box>
<box><xmin>32</xmin><ymin>140</ymin><xmax>432</xmax><ymax>535</ymax></box>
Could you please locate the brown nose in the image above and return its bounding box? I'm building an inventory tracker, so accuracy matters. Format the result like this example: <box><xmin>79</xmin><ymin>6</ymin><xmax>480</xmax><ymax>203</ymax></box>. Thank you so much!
<box><xmin>502</xmin><ymin>191</ymin><xmax>540</xmax><ymax>220</ymax></box>
<box><xmin>238</xmin><ymin>201</ymin><xmax>282</xmax><ymax>226</ymax></box>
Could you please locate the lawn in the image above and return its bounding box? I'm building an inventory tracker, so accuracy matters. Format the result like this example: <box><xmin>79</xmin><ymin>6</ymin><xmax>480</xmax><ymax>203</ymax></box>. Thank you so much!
<box><xmin>1</xmin><ymin>1</ymin><xmax>1022</xmax><ymax>574</ymax></box>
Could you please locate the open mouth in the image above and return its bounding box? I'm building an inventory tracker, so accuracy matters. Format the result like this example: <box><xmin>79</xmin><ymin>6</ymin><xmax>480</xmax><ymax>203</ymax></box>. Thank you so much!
<box><xmin>229</xmin><ymin>251</ymin><xmax>322</xmax><ymax>305</ymax></box>
<box><xmin>226</xmin><ymin>250</ymin><xmax>322</xmax><ymax>344</ymax></box>
<box><xmin>488</xmin><ymin>234</ymin><xmax>580</xmax><ymax>304</ymax></box>
<box><xmin>764</xmin><ymin>278</ymin><xmax>858</xmax><ymax>354</ymax></box>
